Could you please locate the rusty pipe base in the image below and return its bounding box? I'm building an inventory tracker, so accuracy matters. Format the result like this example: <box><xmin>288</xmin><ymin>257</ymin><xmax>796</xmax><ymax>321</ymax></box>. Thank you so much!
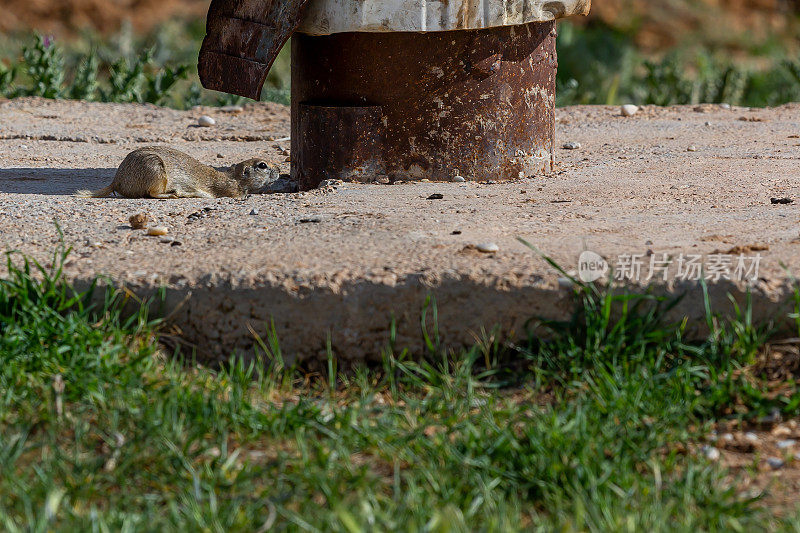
<box><xmin>291</xmin><ymin>21</ymin><xmax>557</xmax><ymax>190</ymax></box>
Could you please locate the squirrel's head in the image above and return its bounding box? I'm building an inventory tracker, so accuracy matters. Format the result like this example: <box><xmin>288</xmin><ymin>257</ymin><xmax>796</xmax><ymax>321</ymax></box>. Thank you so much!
<box><xmin>232</xmin><ymin>159</ymin><xmax>281</xmax><ymax>193</ymax></box>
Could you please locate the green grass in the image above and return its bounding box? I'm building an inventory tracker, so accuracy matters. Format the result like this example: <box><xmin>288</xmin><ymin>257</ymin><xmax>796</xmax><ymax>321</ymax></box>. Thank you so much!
<box><xmin>555</xmin><ymin>22</ymin><xmax>800</xmax><ymax>107</ymax></box>
<box><xmin>0</xmin><ymin>28</ymin><xmax>290</xmax><ymax>109</ymax></box>
<box><xmin>1</xmin><ymin>21</ymin><xmax>799</xmax><ymax>109</ymax></box>
<box><xmin>2</xmin><ymin>242</ymin><xmax>800</xmax><ymax>530</ymax></box>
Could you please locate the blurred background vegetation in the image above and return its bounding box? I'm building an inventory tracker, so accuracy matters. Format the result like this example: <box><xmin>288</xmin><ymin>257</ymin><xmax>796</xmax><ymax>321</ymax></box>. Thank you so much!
<box><xmin>0</xmin><ymin>0</ymin><xmax>798</xmax><ymax>108</ymax></box>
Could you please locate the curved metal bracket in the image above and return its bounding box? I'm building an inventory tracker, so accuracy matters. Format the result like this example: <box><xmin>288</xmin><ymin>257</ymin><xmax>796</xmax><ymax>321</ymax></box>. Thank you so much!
<box><xmin>198</xmin><ymin>0</ymin><xmax>310</xmax><ymax>99</ymax></box>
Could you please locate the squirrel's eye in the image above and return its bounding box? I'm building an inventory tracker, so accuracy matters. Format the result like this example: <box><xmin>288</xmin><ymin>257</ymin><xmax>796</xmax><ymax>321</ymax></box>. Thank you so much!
<box><xmin>257</xmin><ymin>162</ymin><xmax>268</xmax><ymax>169</ymax></box>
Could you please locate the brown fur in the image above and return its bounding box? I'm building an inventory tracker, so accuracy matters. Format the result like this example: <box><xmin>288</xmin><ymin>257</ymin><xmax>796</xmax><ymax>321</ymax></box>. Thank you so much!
<box><xmin>75</xmin><ymin>146</ymin><xmax>280</xmax><ymax>199</ymax></box>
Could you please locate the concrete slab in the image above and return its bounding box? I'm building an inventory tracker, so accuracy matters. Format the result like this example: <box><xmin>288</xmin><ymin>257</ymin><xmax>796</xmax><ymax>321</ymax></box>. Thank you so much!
<box><xmin>1</xmin><ymin>97</ymin><xmax>799</xmax><ymax>362</ymax></box>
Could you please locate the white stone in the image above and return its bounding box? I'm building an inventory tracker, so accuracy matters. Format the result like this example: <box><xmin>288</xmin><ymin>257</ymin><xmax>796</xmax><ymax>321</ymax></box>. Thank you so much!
<box><xmin>744</xmin><ymin>432</ymin><xmax>759</xmax><ymax>442</ymax></box>
<box><xmin>451</xmin><ymin>175</ymin><xmax>466</xmax><ymax>182</ymax></box>
<box><xmin>702</xmin><ymin>445</ymin><xmax>720</xmax><ymax>461</ymax></box>
<box><xmin>220</xmin><ymin>105</ymin><xmax>244</xmax><ymax>114</ymax></box>
<box><xmin>557</xmin><ymin>276</ymin><xmax>573</xmax><ymax>288</ymax></box>
<box><xmin>146</xmin><ymin>226</ymin><xmax>169</xmax><ymax>236</ymax></box>
<box><xmin>621</xmin><ymin>104</ymin><xmax>639</xmax><ymax>117</ymax></box>
<box><xmin>766</xmin><ymin>457</ymin><xmax>785</xmax><ymax>469</ymax></box>
<box><xmin>777</xmin><ymin>439</ymin><xmax>796</xmax><ymax>449</ymax></box>
<box><xmin>687</xmin><ymin>145</ymin><xmax>698</xmax><ymax>152</ymax></box>
<box><xmin>197</xmin><ymin>115</ymin><xmax>216</xmax><ymax>127</ymax></box>
<box><xmin>475</xmin><ymin>242</ymin><xmax>499</xmax><ymax>253</ymax></box>
<box><xmin>562</xmin><ymin>141</ymin><xmax>581</xmax><ymax>150</ymax></box>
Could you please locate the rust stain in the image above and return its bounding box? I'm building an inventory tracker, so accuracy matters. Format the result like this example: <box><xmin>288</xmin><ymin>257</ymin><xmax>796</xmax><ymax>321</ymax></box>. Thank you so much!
<box><xmin>296</xmin><ymin>104</ymin><xmax>386</xmax><ymax>189</ymax></box>
<box><xmin>198</xmin><ymin>0</ymin><xmax>311</xmax><ymax>99</ymax></box>
<box><xmin>291</xmin><ymin>21</ymin><xmax>557</xmax><ymax>187</ymax></box>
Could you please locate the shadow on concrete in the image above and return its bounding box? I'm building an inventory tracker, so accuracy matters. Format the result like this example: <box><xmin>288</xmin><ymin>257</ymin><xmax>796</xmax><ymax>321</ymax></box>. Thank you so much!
<box><xmin>77</xmin><ymin>272</ymin><xmax>795</xmax><ymax>364</ymax></box>
<box><xmin>0</xmin><ymin>167</ymin><xmax>115</xmax><ymax>195</ymax></box>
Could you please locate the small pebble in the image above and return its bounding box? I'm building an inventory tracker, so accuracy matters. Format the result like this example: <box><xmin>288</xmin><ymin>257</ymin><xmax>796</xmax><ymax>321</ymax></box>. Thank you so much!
<box><xmin>557</xmin><ymin>277</ymin><xmax>573</xmax><ymax>288</ymax></box>
<box><xmin>475</xmin><ymin>242</ymin><xmax>499</xmax><ymax>253</ymax></box>
<box><xmin>766</xmin><ymin>457</ymin><xmax>785</xmax><ymax>470</ymax></box>
<box><xmin>146</xmin><ymin>226</ymin><xmax>169</xmax><ymax>236</ymax></box>
<box><xmin>562</xmin><ymin>141</ymin><xmax>581</xmax><ymax>150</ymax></box>
<box><xmin>427</xmin><ymin>193</ymin><xmax>444</xmax><ymax>200</ymax></box>
<box><xmin>744</xmin><ymin>432</ymin><xmax>759</xmax><ymax>442</ymax></box>
<box><xmin>249</xmin><ymin>208</ymin><xmax>259</xmax><ymax>215</ymax></box>
<box><xmin>722</xmin><ymin>433</ymin><xmax>734</xmax><ymax>442</ymax></box>
<box><xmin>451</xmin><ymin>175</ymin><xmax>466</xmax><ymax>183</ymax></box>
<box><xmin>772</xmin><ymin>425</ymin><xmax>792</xmax><ymax>437</ymax></box>
<box><xmin>197</xmin><ymin>115</ymin><xmax>216</xmax><ymax>127</ymax></box>
<box><xmin>777</xmin><ymin>439</ymin><xmax>796</xmax><ymax>449</ymax></box>
<box><xmin>702</xmin><ymin>445</ymin><xmax>720</xmax><ymax>461</ymax></box>
<box><xmin>720</xmin><ymin>103</ymin><xmax>731</xmax><ymax>110</ymax></box>
<box><xmin>621</xmin><ymin>104</ymin><xmax>639</xmax><ymax>117</ymax></box>
<box><xmin>220</xmin><ymin>105</ymin><xmax>244</xmax><ymax>114</ymax></box>
<box><xmin>298</xmin><ymin>215</ymin><xmax>322</xmax><ymax>223</ymax></box>
<box><xmin>760</xmin><ymin>409</ymin><xmax>782</xmax><ymax>425</ymax></box>
<box><xmin>129</xmin><ymin>213</ymin><xmax>149</xmax><ymax>229</ymax></box>
<box><xmin>771</xmin><ymin>197</ymin><xmax>794</xmax><ymax>205</ymax></box>
<box><xmin>217</xmin><ymin>153</ymin><xmax>225</xmax><ymax>158</ymax></box>
<box><xmin>159</xmin><ymin>237</ymin><xmax>173</xmax><ymax>244</ymax></box>
<box><xmin>687</xmin><ymin>145</ymin><xmax>698</xmax><ymax>152</ymax></box>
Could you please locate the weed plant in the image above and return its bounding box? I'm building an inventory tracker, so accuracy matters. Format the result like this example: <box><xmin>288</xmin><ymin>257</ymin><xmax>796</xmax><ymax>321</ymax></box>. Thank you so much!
<box><xmin>1</xmin><ymin>241</ymin><xmax>800</xmax><ymax>529</ymax></box>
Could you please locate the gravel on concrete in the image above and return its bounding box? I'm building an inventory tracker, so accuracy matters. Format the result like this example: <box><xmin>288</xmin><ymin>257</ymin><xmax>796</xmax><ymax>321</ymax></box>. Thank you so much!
<box><xmin>1</xmin><ymin>97</ymin><xmax>799</xmax><ymax>362</ymax></box>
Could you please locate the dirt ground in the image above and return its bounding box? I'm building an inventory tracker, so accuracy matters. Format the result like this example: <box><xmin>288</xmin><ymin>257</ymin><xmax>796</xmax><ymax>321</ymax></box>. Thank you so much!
<box><xmin>0</xmin><ymin>97</ymin><xmax>799</xmax><ymax>361</ymax></box>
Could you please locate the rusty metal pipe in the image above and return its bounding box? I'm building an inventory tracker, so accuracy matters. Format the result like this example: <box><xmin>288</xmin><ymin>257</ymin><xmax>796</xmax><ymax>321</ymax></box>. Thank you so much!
<box><xmin>297</xmin><ymin>104</ymin><xmax>386</xmax><ymax>185</ymax></box>
<box><xmin>292</xmin><ymin>21</ymin><xmax>556</xmax><ymax>189</ymax></box>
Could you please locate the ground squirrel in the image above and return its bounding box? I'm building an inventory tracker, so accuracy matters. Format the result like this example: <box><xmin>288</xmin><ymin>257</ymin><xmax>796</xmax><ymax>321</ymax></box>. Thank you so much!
<box><xmin>75</xmin><ymin>146</ymin><xmax>280</xmax><ymax>199</ymax></box>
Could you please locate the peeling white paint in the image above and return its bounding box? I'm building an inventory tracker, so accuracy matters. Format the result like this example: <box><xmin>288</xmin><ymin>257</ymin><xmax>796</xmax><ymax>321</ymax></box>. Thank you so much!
<box><xmin>298</xmin><ymin>0</ymin><xmax>590</xmax><ymax>35</ymax></box>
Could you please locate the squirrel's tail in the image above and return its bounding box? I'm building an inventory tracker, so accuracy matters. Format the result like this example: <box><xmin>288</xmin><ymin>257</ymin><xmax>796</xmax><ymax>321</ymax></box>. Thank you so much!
<box><xmin>74</xmin><ymin>185</ymin><xmax>115</xmax><ymax>198</ymax></box>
